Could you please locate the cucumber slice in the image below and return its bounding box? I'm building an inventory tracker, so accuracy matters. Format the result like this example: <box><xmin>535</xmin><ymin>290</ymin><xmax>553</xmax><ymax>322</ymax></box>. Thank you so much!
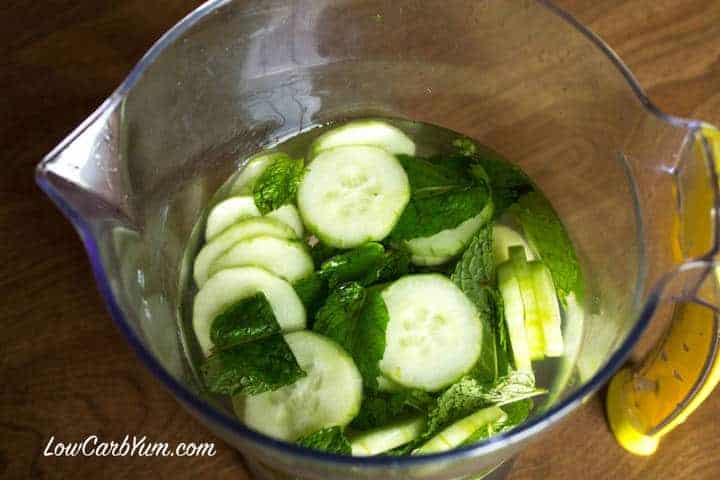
<box><xmin>406</xmin><ymin>204</ymin><xmax>493</xmax><ymax>261</ymax></box>
<box><xmin>193</xmin><ymin>267</ymin><xmax>306</xmax><ymax>356</ymax></box>
<box><xmin>410</xmin><ymin>253</ymin><xmax>454</xmax><ymax>267</ymax></box>
<box><xmin>266</xmin><ymin>204</ymin><xmax>304</xmax><ymax>238</ymax></box>
<box><xmin>350</xmin><ymin>417</ymin><xmax>425</xmax><ymax>456</ymax></box>
<box><xmin>309</xmin><ymin>120</ymin><xmax>416</xmax><ymax>158</ymax></box>
<box><xmin>497</xmin><ymin>262</ymin><xmax>533</xmax><ymax>374</ymax></box>
<box><xmin>493</xmin><ymin>224</ymin><xmax>535</xmax><ymax>264</ymax></box>
<box><xmin>509</xmin><ymin>246</ymin><xmax>545</xmax><ymax>360</ymax></box>
<box><xmin>529</xmin><ymin>261</ymin><xmax>564</xmax><ymax>357</ymax></box>
<box><xmin>413</xmin><ymin>407</ymin><xmax>506</xmax><ymax>455</ymax></box>
<box><xmin>193</xmin><ymin>217</ymin><xmax>296</xmax><ymax>287</ymax></box>
<box><xmin>235</xmin><ymin>331</ymin><xmax>363</xmax><ymax>441</ymax></box>
<box><xmin>298</xmin><ymin>145</ymin><xmax>410</xmax><ymax>248</ymax></box>
<box><xmin>205</xmin><ymin>196</ymin><xmax>261</xmax><ymax>241</ymax></box>
<box><xmin>379</xmin><ymin>274</ymin><xmax>483</xmax><ymax>392</ymax></box>
<box><xmin>230</xmin><ymin>152</ymin><xmax>286</xmax><ymax>195</ymax></box>
<box><xmin>208</xmin><ymin>236</ymin><xmax>314</xmax><ymax>283</ymax></box>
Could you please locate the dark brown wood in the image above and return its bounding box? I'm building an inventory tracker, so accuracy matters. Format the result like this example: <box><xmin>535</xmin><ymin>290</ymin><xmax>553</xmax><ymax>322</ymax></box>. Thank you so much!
<box><xmin>1</xmin><ymin>1</ymin><xmax>719</xmax><ymax>479</ymax></box>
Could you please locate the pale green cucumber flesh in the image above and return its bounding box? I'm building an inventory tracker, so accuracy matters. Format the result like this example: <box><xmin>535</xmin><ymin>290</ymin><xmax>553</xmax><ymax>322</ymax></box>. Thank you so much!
<box><xmin>235</xmin><ymin>331</ymin><xmax>362</xmax><ymax>442</ymax></box>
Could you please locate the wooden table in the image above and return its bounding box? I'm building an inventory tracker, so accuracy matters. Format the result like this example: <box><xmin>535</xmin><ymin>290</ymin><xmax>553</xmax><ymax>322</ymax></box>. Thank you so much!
<box><xmin>2</xmin><ymin>1</ymin><xmax>719</xmax><ymax>478</ymax></box>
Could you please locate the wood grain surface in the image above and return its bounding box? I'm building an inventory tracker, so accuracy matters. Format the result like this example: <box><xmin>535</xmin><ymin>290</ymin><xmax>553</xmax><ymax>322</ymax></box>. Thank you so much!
<box><xmin>1</xmin><ymin>1</ymin><xmax>719</xmax><ymax>479</ymax></box>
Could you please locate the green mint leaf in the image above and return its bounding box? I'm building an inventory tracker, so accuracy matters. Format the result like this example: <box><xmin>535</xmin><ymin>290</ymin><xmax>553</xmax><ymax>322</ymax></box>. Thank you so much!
<box><xmin>253</xmin><ymin>155</ymin><xmax>304</xmax><ymax>214</ymax></box>
<box><xmin>397</xmin><ymin>154</ymin><xmax>472</xmax><ymax>192</ymax></box>
<box><xmin>453</xmin><ymin>140</ymin><xmax>533</xmax><ymax>218</ymax></box>
<box><xmin>201</xmin><ymin>335</ymin><xmax>305</xmax><ymax>396</ymax></box>
<box><xmin>512</xmin><ymin>191</ymin><xmax>582</xmax><ymax>302</ymax></box>
<box><xmin>452</xmin><ymin>137</ymin><xmax>478</xmax><ymax>156</ymax></box>
<box><xmin>451</xmin><ymin>224</ymin><xmax>495</xmax><ymax>290</ymax></box>
<box><xmin>350</xmin><ymin>389</ymin><xmax>434</xmax><ymax>430</ymax></box>
<box><xmin>476</xmin><ymin>370</ymin><xmax>545</xmax><ymax>405</ymax></box>
<box><xmin>376</xmin><ymin>247</ymin><xmax>411</xmax><ymax>283</ymax></box>
<box><xmin>390</xmin><ymin>185</ymin><xmax>491</xmax><ymax>241</ymax></box>
<box><xmin>297</xmin><ymin>426</ymin><xmax>352</xmax><ymax>455</ymax></box>
<box><xmin>352</xmin><ymin>288</ymin><xmax>391</xmax><ymax>390</ymax></box>
<box><xmin>450</xmin><ymin>225</ymin><xmax>513</xmax><ymax>383</ymax></box>
<box><xmin>498</xmin><ymin>398</ymin><xmax>533</xmax><ymax>433</ymax></box>
<box><xmin>310</xmin><ymin>241</ymin><xmax>339</xmax><ymax>268</ymax></box>
<box><xmin>319</xmin><ymin>243</ymin><xmax>386</xmax><ymax>289</ymax></box>
<box><xmin>210</xmin><ymin>293</ymin><xmax>280</xmax><ymax>349</ymax></box>
<box><xmin>313</xmin><ymin>282</ymin><xmax>367</xmax><ymax>352</ymax></box>
<box><xmin>313</xmin><ymin>283</ymin><xmax>390</xmax><ymax>390</ymax></box>
<box><xmin>293</xmin><ymin>273</ymin><xmax>328</xmax><ymax>323</ymax></box>
<box><xmin>420</xmin><ymin>373</ymin><xmax>544</xmax><ymax>443</ymax></box>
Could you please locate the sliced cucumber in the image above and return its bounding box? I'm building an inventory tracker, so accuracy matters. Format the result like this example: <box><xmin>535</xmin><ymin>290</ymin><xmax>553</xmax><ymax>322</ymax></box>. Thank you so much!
<box><xmin>414</xmin><ymin>406</ymin><xmax>506</xmax><ymax>455</ymax></box>
<box><xmin>266</xmin><ymin>204</ymin><xmax>304</xmax><ymax>238</ymax></box>
<box><xmin>497</xmin><ymin>262</ymin><xmax>533</xmax><ymax>375</ymax></box>
<box><xmin>193</xmin><ymin>217</ymin><xmax>296</xmax><ymax>287</ymax></box>
<box><xmin>410</xmin><ymin>253</ymin><xmax>454</xmax><ymax>267</ymax></box>
<box><xmin>205</xmin><ymin>196</ymin><xmax>261</xmax><ymax>241</ymax></box>
<box><xmin>406</xmin><ymin>204</ymin><xmax>493</xmax><ymax>261</ymax></box>
<box><xmin>298</xmin><ymin>145</ymin><xmax>410</xmax><ymax>248</ymax></box>
<box><xmin>230</xmin><ymin>152</ymin><xmax>286</xmax><ymax>195</ymax></box>
<box><xmin>208</xmin><ymin>236</ymin><xmax>314</xmax><ymax>283</ymax></box>
<box><xmin>509</xmin><ymin>246</ymin><xmax>545</xmax><ymax>360</ymax></box>
<box><xmin>235</xmin><ymin>331</ymin><xmax>363</xmax><ymax>441</ymax></box>
<box><xmin>350</xmin><ymin>417</ymin><xmax>425</xmax><ymax>456</ymax></box>
<box><xmin>379</xmin><ymin>274</ymin><xmax>482</xmax><ymax>392</ymax></box>
<box><xmin>309</xmin><ymin>120</ymin><xmax>416</xmax><ymax>158</ymax></box>
<box><xmin>193</xmin><ymin>267</ymin><xmax>306</xmax><ymax>356</ymax></box>
<box><xmin>493</xmin><ymin>224</ymin><xmax>535</xmax><ymax>264</ymax></box>
<box><xmin>529</xmin><ymin>261</ymin><xmax>564</xmax><ymax>357</ymax></box>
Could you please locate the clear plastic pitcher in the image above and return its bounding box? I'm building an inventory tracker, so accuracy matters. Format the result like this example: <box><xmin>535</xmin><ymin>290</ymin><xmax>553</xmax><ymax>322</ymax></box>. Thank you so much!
<box><xmin>36</xmin><ymin>1</ymin><xmax>720</xmax><ymax>478</ymax></box>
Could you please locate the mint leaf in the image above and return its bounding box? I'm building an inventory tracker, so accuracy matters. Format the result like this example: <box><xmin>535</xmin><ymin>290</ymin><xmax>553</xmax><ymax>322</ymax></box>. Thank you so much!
<box><xmin>391</xmin><ymin>153</ymin><xmax>492</xmax><ymax>241</ymax></box>
<box><xmin>318</xmin><ymin>243</ymin><xmax>411</xmax><ymax>288</ymax></box>
<box><xmin>314</xmin><ymin>283</ymin><xmax>392</xmax><ymax>390</ymax></box>
<box><xmin>297</xmin><ymin>426</ymin><xmax>351</xmax><ymax>454</ymax></box>
<box><xmin>350</xmin><ymin>389</ymin><xmax>434</xmax><ymax>430</ymax></box>
<box><xmin>319</xmin><ymin>243</ymin><xmax>386</xmax><ymax>288</ymax></box>
<box><xmin>462</xmin><ymin>398</ymin><xmax>534</xmax><ymax>445</ymax></box>
<box><xmin>210</xmin><ymin>293</ymin><xmax>279</xmax><ymax>349</ymax></box>
<box><xmin>451</xmin><ymin>224</ymin><xmax>495</xmax><ymax>290</ymax></box>
<box><xmin>498</xmin><ymin>398</ymin><xmax>533</xmax><ymax>432</ymax></box>
<box><xmin>452</xmin><ymin>137</ymin><xmax>478</xmax><ymax>156</ymax></box>
<box><xmin>352</xmin><ymin>288</ymin><xmax>391</xmax><ymax>390</ymax></box>
<box><xmin>451</xmin><ymin>138</ymin><xmax>533</xmax><ymax>218</ymax></box>
<box><xmin>253</xmin><ymin>155</ymin><xmax>304</xmax><ymax>214</ymax></box>
<box><xmin>313</xmin><ymin>282</ymin><xmax>366</xmax><ymax>351</ymax></box>
<box><xmin>450</xmin><ymin>226</ymin><xmax>504</xmax><ymax>384</ymax></box>
<box><xmin>419</xmin><ymin>373</ymin><xmax>544</xmax><ymax>443</ymax></box>
<box><xmin>201</xmin><ymin>335</ymin><xmax>304</xmax><ymax>395</ymax></box>
<box><xmin>376</xmin><ymin>248</ymin><xmax>411</xmax><ymax>283</ymax></box>
<box><xmin>310</xmin><ymin>241</ymin><xmax>339</xmax><ymax>268</ymax></box>
<box><xmin>390</xmin><ymin>186</ymin><xmax>491</xmax><ymax>241</ymax></box>
<box><xmin>397</xmin><ymin>154</ymin><xmax>472</xmax><ymax>192</ymax></box>
<box><xmin>293</xmin><ymin>273</ymin><xmax>327</xmax><ymax>322</ymax></box>
<box><xmin>512</xmin><ymin>191</ymin><xmax>582</xmax><ymax>302</ymax></box>
<box><xmin>476</xmin><ymin>371</ymin><xmax>545</xmax><ymax>405</ymax></box>
<box><xmin>452</xmin><ymin>137</ymin><xmax>533</xmax><ymax>217</ymax></box>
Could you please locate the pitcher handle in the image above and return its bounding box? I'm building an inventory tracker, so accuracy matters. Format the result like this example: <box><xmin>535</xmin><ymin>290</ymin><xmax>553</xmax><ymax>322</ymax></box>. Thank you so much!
<box><xmin>606</xmin><ymin>125</ymin><xmax>720</xmax><ymax>455</ymax></box>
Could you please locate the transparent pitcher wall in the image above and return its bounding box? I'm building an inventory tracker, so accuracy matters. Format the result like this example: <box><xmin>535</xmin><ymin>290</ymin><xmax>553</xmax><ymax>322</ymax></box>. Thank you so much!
<box><xmin>36</xmin><ymin>1</ymin><xmax>720</xmax><ymax>479</ymax></box>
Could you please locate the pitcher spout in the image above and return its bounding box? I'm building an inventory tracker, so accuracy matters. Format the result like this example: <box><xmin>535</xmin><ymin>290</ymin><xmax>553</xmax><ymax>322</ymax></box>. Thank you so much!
<box><xmin>36</xmin><ymin>100</ymin><xmax>132</xmax><ymax>224</ymax></box>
